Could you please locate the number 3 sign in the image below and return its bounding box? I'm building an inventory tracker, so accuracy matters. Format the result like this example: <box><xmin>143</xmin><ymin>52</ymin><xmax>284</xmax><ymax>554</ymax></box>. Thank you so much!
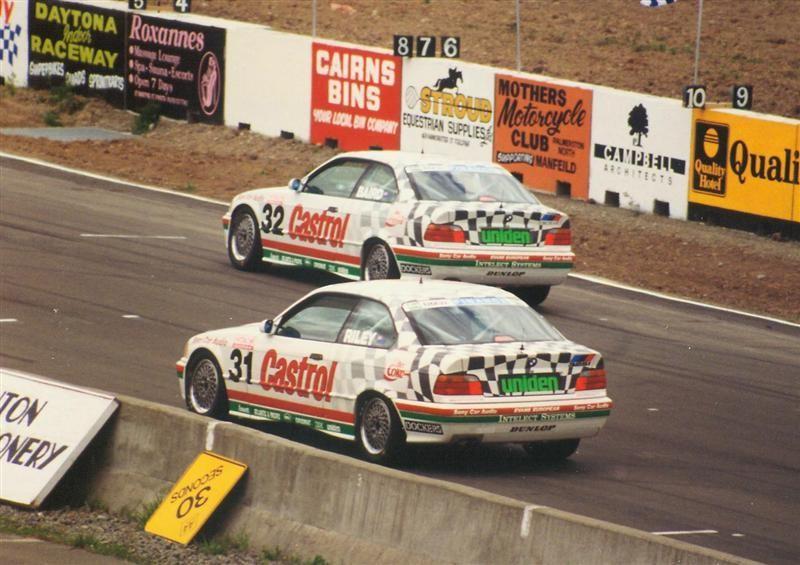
<box><xmin>145</xmin><ymin>451</ymin><xmax>247</xmax><ymax>545</ymax></box>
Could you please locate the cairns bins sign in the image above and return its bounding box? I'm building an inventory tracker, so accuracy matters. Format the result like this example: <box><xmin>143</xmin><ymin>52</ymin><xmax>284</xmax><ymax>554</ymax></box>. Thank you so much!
<box><xmin>690</xmin><ymin>110</ymin><xmax>800</xmax><ymax>223</ymax></box>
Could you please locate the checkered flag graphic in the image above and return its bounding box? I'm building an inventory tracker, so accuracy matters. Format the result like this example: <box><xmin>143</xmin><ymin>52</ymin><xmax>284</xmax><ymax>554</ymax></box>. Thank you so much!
<box><xmin>640</xmin><ymin>0</ymin><xmax>676</xmax><ymax>6</ymax></box>
<box><xmin>0</xmin><ymin>24</ymin><xmax>21</xmax><ymax>65</ymax></box>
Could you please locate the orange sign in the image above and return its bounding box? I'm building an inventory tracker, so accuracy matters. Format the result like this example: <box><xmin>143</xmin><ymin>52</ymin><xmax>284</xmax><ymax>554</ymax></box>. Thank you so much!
<box><xmin>493</xmin><ymin>74</ymin><xmax>593</xmax><ymax>199</ymax></box>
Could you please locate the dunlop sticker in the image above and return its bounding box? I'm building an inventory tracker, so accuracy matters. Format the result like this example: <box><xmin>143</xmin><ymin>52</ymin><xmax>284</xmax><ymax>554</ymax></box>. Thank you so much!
<box><xmin>145</xmin><ymin>451</ymin><xmax>247</xmax><ymax>545</ymax></box>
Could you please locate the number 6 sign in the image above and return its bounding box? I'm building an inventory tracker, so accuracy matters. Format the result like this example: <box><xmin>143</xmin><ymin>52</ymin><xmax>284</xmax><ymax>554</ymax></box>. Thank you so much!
<box><xmin>145</xmin><ymin>451</ymin><xmax>247</xmax><ymax>544</ymax></box>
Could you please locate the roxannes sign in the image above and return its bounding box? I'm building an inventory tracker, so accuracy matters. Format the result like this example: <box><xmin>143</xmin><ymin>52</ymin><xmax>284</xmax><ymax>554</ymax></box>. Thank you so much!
<box><xmin>311</xmin><ymin>41</ymin><xmax>401</xmax><ymax>150</ymax></box>
<box><xmin>0</xmin><ymin>368</ymin><xmax>117</xmax><ymax>507</ymax></box>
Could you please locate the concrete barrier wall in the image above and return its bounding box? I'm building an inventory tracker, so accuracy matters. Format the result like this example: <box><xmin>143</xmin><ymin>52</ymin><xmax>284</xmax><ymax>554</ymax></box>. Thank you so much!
<box><xmin>83</xmin><ymin>396</ymin><xmax>753</xmax><ymax>564</ymax></box>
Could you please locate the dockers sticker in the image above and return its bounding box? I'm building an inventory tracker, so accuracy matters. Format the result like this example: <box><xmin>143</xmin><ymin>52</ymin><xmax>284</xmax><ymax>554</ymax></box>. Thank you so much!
<box><xmin>311</xmin><ymin>42</ymin><xmax>401</xmax><ymax>150</ymax></box>
<box><xmin>145</xmin><ymin>451</ymin><xmax>247</xmax><ymax>545</ymax></box>
<box><xmin>493</xmin><ymin>74</ymin><xmax>593</xmax><ymax>198</ymax></box>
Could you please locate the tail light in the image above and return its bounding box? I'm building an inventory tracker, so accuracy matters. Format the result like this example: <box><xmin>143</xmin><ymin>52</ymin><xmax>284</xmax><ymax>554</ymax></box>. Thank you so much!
<box><xmin>575</xmin><ymin>369</ymin><xmax>607</xmax><ymax>391</ymax></box>
<box><xmin>544</xmin><ymin>227</ymin><xmax>572</xmax><ymax>246</ymax></box>
<box><xmin>424</xmin><ymin>223</ymin><xmax>466</xmax><ymax>244</ymax></box>
<box><xmin>434</xmin><ymin>373</ymin><xmax>483</xmax><ymax>395</ymax></box>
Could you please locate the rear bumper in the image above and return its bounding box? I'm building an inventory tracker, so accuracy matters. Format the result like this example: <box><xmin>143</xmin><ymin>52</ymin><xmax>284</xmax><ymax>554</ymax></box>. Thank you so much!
<box><xmin>395</xmin><ymin>397</ymin><xmax>612</xmax><ymax>444</ymax></box>
<box><xmin>393</xmin><ymin>245</ymin><xmax>573</xmax><ymax>286</ymax></box>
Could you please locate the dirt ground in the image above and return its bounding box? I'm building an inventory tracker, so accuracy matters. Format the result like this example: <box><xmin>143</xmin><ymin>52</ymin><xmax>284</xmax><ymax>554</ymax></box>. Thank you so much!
<box><xmin>1</xmin><ymin>0</ymin><xmax>798</xmax><ymax>323</ymax></box>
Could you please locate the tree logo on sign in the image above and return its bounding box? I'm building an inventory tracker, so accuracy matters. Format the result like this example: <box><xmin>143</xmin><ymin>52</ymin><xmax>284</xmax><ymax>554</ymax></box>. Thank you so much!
<box><xmin>628</xmin><ymin>104</ymin><xmax>649</xmax><ymax>147</ymax></box>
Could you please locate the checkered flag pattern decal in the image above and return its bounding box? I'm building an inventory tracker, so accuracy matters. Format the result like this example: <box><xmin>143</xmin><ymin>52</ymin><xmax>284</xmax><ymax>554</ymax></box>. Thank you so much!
<box><xmin>0</xmin><ymin>24</ymin><xmax>21</xmax><ymax>64</ymax></box>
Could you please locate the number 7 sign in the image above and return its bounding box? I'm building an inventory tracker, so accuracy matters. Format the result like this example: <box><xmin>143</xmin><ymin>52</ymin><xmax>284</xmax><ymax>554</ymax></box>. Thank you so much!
<box><xmin>145</xmin><ymin>451</ymin><xmax>247</xmax><ymax>545</ymax></box>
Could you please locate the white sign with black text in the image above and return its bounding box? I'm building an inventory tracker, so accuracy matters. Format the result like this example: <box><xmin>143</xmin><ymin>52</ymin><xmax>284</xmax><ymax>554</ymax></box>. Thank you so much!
<box><xmin>0</xmin><ymin>368</ymin><xmax>118</xmax><ymax>507</ymax></box>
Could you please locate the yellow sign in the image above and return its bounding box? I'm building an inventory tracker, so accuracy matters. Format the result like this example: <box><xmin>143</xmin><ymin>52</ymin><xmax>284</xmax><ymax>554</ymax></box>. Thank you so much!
<box><xmin>145</xmin><ymin>451</ymin><xmax>247</xmax><ymax>545</ymax></box>
<box><xmin>689</xmin><ymin>108</ymin><xmax>800</xmax><ymax>222</ymax></box>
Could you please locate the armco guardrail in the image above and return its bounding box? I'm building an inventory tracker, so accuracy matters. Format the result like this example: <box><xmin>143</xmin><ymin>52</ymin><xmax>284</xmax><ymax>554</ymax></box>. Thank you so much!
<box><xmin>78</xmin><ymin>396</ymin><xmax>754</xmax><ymax>564</ymax></box>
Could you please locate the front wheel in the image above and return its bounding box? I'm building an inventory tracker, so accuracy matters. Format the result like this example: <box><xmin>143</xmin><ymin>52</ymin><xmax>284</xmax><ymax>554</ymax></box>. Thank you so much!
<box><xmin>524</xmin><ymin>438</ymin><xmax>580</xmax><ymax>462</ymax></box>
<box><xmin>228</xmin><ymin>209</ymin><xmax>262</xmax><ymax>271</ymax></box>
<box><xmin>363</xmin><ymin>242</ymin><xmax>399</xmax><ymax>280</ymax></box>
<box><xmin>356</xmin><ymin>395</ymin><xmax>405</xmax><ymax>464</ymax></box>
<box><xmin>186</xmin><ymin>353</ymin><xmax>227</xmax><ymax>418</ymax></box>
<box><xmin>510</xmin><ymin>285</ymin><xmax>551</xmax><ymax>306</ymax></box>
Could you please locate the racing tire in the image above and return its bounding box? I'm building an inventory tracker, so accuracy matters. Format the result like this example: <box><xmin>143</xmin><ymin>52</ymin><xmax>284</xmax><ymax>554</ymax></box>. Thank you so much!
<box><xmin>511</xmin><ymin>285</ymin><xmax>551</xmax><ymax>306</ymax></box>
<box><xmin>363</xmin><ymin>242</ymin><xmax>400</xmax><ymax>280</ymax></box>
<box><xmin>523</xmin><ymin>438</ymin><xmax>580</xmax><ymax>463</ymax></box>
<box><xmin>186</xmin><ymin>353</ymin><xmax>228</xmax><ymax>418</ymax></box>
<box><xmin>356</xmin><ymin>395</ymin><xmax>405</xmax><ymax>464</ymax></box>
<box><xmin>228</xmin><ymin>208</ymin><xmax>262</xmax><ymax>271</ymax></box>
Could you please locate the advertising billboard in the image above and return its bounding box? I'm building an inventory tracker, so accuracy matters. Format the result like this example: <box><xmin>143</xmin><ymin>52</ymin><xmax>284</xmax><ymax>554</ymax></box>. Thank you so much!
<box><xmin>0</xmin><ymin>0</ymin><xmax>27</xmax><ymax>86</ymax></box>
<box><xmin>590</xmin><ymin>88</ymin><xmax>691</xmax><ymax>219</ymax></box>
<box><xmin>401</xmin><ymin>58</ymin><xmax>493</xmax><ymax>160</ymax></box>
<box><xmin>311</xmin><ymin>41</ymin><xmax>401</xmax><ymax>150</ymax></box>
<box><xmin>27</xmin><ymin>0</ymin><xmax>125</xmax><ymax>105</ymax></box>
<box><xmin>689</xmin><ymin>109</ymin><xmax>799</xmax><ymax>223</ymax></box>
<box><xmin>493</xmin><ymin>73</ymin><xmax>593</xmax><ymax>198</ymax></box>
<box><xmin>126</xmin><ymin>12</ymin><xmax>225</xmax><ymax>124</ymax></box>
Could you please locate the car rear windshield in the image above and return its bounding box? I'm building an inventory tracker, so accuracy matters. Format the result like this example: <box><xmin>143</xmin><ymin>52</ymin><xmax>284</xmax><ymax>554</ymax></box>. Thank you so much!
<box><xmin>406</xmin><ymin>165</ymin><xmax>540</xmax><ymax>204</ymax></box>
<box><xmin>404</xmin><ymin>298</ymin><xmax>562</xmax><ymax>345</ymax></box>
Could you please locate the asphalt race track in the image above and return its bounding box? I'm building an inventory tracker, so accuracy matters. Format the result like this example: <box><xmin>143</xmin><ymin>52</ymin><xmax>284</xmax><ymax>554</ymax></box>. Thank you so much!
<box><xmin>2</xmin><ymin>156</ymin><xmax>798</xmax><ymax>563</ymax></box>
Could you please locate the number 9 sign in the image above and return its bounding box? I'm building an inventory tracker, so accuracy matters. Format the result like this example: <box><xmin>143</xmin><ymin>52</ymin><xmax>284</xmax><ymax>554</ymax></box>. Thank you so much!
<box><xmin>731</xmin><ymin>85</ymin><xmax>753</xmax><ymax>110</ymax></box>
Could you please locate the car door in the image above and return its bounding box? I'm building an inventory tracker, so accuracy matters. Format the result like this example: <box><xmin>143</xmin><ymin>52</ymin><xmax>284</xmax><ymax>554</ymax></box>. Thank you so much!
<box><xmin>244</xmin><ymin>293</ymin><xmax>360</xmax><ymax>435</ymax></box>
<box><xmin>281</xmin><ymin>159</ymin><xmax>373</xmax><ymax>278</ymax></box>
<box><xmin>346</xmin><ymin>162</ymin><xmax>401</xmax><ymax>266</ymax></box>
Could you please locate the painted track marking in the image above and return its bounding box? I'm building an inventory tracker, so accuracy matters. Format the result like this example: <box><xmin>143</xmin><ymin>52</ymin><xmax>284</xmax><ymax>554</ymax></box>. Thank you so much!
<box><xmin>652</xmin><ymin>530</ymin><xmax>718</xmax><ymax>536</ymax></box>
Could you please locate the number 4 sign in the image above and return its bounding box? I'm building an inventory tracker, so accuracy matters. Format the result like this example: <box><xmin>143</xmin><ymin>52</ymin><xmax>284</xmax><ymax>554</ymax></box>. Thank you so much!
<box><xmin>145</xmin><ymin>451</ymin><xmax>247</xmax><ymax>545</ymax></box>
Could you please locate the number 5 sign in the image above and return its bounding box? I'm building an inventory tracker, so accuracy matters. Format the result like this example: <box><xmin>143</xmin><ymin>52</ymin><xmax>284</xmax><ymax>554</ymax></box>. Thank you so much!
<box><xmin>145</xmin><ymin>452</ymin><xmax>247</xmax><ymax>544</ymax></box>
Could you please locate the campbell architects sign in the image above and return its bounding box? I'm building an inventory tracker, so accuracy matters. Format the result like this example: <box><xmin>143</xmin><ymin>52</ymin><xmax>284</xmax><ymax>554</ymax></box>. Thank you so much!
<box><xmin>0</xmin><ymin>368</ymin><xmax>117</xmax><ymax>507</ymax></box>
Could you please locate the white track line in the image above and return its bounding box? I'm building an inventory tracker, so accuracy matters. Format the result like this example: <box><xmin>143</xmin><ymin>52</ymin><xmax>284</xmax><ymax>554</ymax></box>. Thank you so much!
<box><xmin>80</xmin><ymin>234</ymin><xmax>187</xmax><ymax>239</ymax></box>
<box><xmin>0</xmin><ymin>319</ymin><xmax>19</xmax><ymax>323</ymax></box>
<box><xmin>3</xmin><ymin>151</ymin><xmax>798</xmax><ymax>329</ymax></box>
<box><xmin>652</xmin><ymin>530</ymin><xmax>718</xmax><ymax>536</ymax></box>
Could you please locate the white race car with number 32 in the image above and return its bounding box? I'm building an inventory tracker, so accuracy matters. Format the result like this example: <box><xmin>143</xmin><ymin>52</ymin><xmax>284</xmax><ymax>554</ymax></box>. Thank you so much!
<box><xmin>223</xmin><ymin>152</ymin><xmax>574</xmax><ymax>305</ymax></box>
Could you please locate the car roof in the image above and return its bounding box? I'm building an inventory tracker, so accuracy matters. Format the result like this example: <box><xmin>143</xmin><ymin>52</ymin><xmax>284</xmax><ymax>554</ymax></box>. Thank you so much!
<box><xmin>336</xmin><ymin>150</ymin><xmax>505</xmax><ymax>170</ymax></box>
<box><xmin>307</xmin><ymin>279</ymin><xmax>515</xmax><ymax>309</ymax></box>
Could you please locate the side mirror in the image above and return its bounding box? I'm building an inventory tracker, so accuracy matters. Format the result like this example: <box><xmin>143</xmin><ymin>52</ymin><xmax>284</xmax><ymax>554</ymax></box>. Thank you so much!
<box><xmin>260</xmin><ymin>319</ymin><xmax>274</xmax><ymax>334</ymax></box>
<box><xmin>289</xmin><ymin>178</ymin><xmax>303</xmax><ymax>191</ymax></box>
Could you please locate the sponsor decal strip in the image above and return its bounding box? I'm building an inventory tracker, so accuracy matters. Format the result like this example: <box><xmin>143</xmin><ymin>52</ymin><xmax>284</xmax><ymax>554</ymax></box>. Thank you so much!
<box><xmin>396</xmin><ymin>400</ymin><xmax>612</xmax><ymax>423</ymax></box>
<box><xmin>229</xmin><ymin>399</ymin><xmax>355</xmax><ymax>435</ymax></box>
<box><xmin>262</xmin><ymin>248</ymin><xmax>360</xmax><ymax>278</ymax></box>
<box><xmin>227</xmin><ymin>389</ymin><xmax>354</xmax><ymax>425</ymax></box>
<box><xmin>261</xmin><ymin>237</ymin><xmax>360</xmax><ymax>266</ymax></box>
<box><xmin>396</xmin><ymin>251</ymin><xmax>573</xmax><ymax>269</ymax></box>
<box><xmin>399</xmin><ymin>408</ymin><xmax>611</xmax><ymax>424</ymax></box>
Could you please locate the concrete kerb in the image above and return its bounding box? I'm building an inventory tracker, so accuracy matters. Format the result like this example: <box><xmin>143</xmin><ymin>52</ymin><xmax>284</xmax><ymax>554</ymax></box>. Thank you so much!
<box><xmin>76</xmin><ymin>395</ymin><xmax>755</xmax><ymax>564</ymax></box>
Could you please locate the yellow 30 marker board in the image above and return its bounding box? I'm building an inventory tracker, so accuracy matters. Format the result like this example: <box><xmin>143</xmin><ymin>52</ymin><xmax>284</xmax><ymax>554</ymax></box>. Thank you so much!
<box><xmin>145</xmin><ymin>451</ymin><xmax>247</xmax><ymax>545</ymax></box>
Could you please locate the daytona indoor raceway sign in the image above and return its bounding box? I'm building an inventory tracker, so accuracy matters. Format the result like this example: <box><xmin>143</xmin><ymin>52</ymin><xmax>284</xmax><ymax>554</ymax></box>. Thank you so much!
<box><xmin>0</xmin><ymin>368</ymin><xmax>118</xmax><ymax>507</ymax></box>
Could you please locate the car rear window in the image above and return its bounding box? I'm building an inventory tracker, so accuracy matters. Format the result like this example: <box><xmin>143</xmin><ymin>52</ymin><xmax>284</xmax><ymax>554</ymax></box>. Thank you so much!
<box><xmin>403</xmin><ymin>297</ymin><xmax>562</xmax><ymax>345</ymax></box>
<box><xmin>406</xmin><ymin>165</ymin><xmax>540</xmax><ymax>204</ymax></box>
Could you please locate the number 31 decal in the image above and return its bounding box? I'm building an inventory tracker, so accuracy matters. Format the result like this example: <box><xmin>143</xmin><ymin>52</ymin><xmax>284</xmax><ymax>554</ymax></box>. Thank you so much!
<box><xmin>261</xmin><ymin>204</ymin><xmax>284</xmax><ymax>235</ymax></box>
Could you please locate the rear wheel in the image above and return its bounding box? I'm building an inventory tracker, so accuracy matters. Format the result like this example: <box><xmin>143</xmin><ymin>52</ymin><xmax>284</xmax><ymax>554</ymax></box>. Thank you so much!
<box><xmin>363</xmin><ymin>242</ymin><xmax>399</xmax><ymax>280</ymax></box>
<box><xmin>356</xmin><ymin>395</ymin><xmax>405</xmax><ymax>464</ymax></box>
<box><xmin>524</xmin><ymin>438</ymin><xmax>580</xmax><ymax>462</ymax></box>
<box><xmin>186</xmin><ymin>353</ymin><xmax>227</xmax><ymax>418</ymax></box>
<box><xmin>510</xmin><ymin>285</ymin><xmax>551</xmax><ymax>306</ymax></box>
<box><xmin>228</xmin><ymin>209</ymin><xmax>262</xmax><ymax>271</ymax></box>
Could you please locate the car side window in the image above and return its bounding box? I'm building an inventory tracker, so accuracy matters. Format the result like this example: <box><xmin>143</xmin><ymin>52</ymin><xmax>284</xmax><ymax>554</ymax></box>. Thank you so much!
<box><xmin>338</xmin><ymin>299</ymin><xmax>397</xmax><ymax>349</ymax></box>
<box><xmin>305</xmin><ymin>160</ymin><xmax>370</xmax><ymax>198</ymax></box>
<box><xmin>351</xmin><ymin>164</ymin><xmax>399</xmax><ymax>203</ymax></box>
<box><xmin>276</xmin><ymin>294</ymin><xmax>359</xmax><ymax>342</ymax></box>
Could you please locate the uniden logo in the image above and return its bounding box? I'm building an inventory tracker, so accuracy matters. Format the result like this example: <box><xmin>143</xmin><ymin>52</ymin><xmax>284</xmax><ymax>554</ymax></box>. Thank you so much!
<box><xmin>499</xmin><ymin>374</ymin><xmax>560</xmax><ymax>395</ymax></box>
<box><xmin>479</xmin><ymin>228</ymin><xmax>532</xmax><ymax>246</ymax></box>
<box><xmin>692</xmin><ymin>120</ymin><xmax>728</xmax><ymax>196</ymax></box>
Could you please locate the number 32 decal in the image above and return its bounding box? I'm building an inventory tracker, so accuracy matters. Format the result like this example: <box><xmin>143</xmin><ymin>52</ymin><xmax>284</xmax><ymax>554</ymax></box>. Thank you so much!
<box><xmin>262</xmin><ymin>204</ymin><xmax>284</xmax><ymax>235</ymax></box>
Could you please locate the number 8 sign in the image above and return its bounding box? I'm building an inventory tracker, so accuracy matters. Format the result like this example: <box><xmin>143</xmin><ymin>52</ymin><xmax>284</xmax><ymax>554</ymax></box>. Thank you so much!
<box><xmin>145</xmin><ymin>451</ymin><xmax>247</xmax><ymax>545</ymax></box>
